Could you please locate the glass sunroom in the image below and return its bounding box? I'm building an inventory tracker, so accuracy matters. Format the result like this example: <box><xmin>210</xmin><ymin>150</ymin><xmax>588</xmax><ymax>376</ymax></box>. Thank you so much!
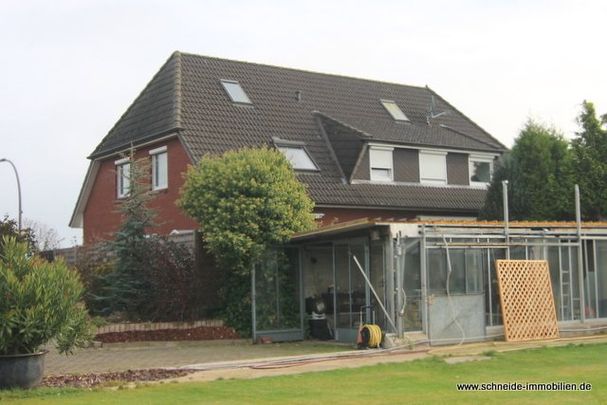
<box><xmin>251</xmin><ymin>220</ymin><xmax>607</xmax><ymax>345</ymax></box>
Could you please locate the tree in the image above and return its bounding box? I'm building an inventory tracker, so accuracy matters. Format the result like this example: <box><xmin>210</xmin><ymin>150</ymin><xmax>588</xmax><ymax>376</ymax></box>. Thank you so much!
<box><xmin>480</xmin><ymin>120</ymin><xmax>574</xmax><ymax>220</ymax></box>
<box><xmin>179</xmin><ymin>147</ymin><xmax>316</xmax><ymax>333</ymax></box>
<box><xmin>101</xmin><ymin>149</ymin><xmax>156</xmax><ymax>318</ymax></box>
<box><xmin>23</xmin><ymin>219</ymin><xmax>62</xmax><ymax>251</ymax></box>
<box><xmin>0</xmin><ymin>216</ymin><xmax>36</xmax><ymax>255</ymax></box>
<box><xmin>571</xmin><ymin>101</ymin><xmax>607</xmax><ymax>220</ymax></box>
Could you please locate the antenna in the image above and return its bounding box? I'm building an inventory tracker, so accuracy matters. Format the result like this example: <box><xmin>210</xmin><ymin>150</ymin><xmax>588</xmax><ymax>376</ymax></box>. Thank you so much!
<box><xmin>427</xmin><ymin>95</ymin><xmax>449</xmax><ymax>124</ymax></box>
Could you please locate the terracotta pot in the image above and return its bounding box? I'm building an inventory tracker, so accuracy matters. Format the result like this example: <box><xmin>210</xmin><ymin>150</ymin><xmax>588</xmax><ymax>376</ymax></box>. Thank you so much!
<box><xmin>0</xmin><ymin>350</ymin><xmax>47</xmax><ymax>389</ymax></box>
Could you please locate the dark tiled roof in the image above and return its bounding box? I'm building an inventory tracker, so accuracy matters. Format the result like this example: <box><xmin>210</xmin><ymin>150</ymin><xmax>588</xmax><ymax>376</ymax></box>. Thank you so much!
<box><xmin>89</xmin><ymin>51</ymin><xmax>506</xmax><ymax>213</ymax></box>
<box><xmin>90</xmin><ymin>54</ymin><xmax>183</xmax><ymax>158</ymax></box>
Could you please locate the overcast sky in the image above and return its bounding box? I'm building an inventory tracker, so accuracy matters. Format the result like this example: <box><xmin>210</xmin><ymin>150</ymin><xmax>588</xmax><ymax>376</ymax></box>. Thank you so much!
<box><xmin>1</xmin><ymin>0</ymin><xmax>606</xmax><ymax>247</ymax></box>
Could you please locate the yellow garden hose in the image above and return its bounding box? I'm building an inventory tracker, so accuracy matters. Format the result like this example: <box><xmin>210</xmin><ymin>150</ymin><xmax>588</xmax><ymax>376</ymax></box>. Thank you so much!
<box><xmin>361</xmin><ymin>324</ymin><xmax>382</xmax><ymax>348</ymax></box>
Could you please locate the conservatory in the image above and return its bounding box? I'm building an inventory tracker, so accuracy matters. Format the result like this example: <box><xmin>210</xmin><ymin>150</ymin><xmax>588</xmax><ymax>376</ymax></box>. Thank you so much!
<box><xmin>251</xmin><ymin>219</ymin><xmax>607</xmax><ymax>345</ymax></box>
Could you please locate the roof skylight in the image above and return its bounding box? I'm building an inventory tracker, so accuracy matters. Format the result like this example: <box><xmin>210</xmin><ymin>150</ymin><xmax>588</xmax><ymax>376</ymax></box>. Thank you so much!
<box><xmin>220</xmin><ymin>80</ymin><xmax>252</xmax><ymax>104</ymax></box>
<box><xmin>277</xmin><ymin>146</ymin><xmax>319</xmax><ymax>171</ymax></box>
<box><xmin>381</xmin><ymin>100</ymin><xmax>409</xmax><ymax>121</ymax></box>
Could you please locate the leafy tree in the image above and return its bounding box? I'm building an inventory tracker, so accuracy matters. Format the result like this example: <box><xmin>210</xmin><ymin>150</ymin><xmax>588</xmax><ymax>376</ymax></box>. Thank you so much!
<box><xmin>571</xmin><ymin>101</ymin><xmax>607</xmax><ymax>220</ymax></box>
<box><xmin>480</xmin><ymin>120</ymin><xmax>574</xmax><ymax>220</ymax></box>
<box><xmin>0</xmin><ymin>215</ymin><xmax>36</xmax><ymax>255</ymax></box>
<box><xmin>179</xmin><ymin>147</ymin><xmax>316</xmax><ymax>333</ymax></box>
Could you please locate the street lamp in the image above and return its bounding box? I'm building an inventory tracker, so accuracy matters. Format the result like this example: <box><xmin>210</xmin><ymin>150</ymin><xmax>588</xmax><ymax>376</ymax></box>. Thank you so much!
<box><xmin>0</xmin><ymin>158</ymin><xmax>22</xmax><ymax>231</ymax></box>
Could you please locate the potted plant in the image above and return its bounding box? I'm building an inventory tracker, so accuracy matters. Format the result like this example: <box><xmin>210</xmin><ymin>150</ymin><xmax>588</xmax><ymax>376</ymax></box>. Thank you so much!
<box><xmin>0</xmin><ymin>237</ymin><xmax>93</xmax><ymax>389</ymax></box>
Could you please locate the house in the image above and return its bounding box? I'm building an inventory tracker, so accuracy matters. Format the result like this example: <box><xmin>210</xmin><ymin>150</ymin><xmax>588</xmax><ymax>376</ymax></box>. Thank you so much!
<box><xmin>70</xmin><ymin>51</ymin><xmax>506</xmax><ymax>244</ymax></box>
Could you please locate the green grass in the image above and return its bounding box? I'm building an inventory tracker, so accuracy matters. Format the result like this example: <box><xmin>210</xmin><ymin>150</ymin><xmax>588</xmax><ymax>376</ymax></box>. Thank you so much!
<box><xmin>2</xmin><ymin>343</ymin><xmax>606</xmax><ymax>404</ymax></box>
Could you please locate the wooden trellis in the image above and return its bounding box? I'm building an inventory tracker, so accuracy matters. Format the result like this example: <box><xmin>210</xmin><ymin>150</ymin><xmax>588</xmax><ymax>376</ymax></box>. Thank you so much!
<box><xmin>495</xmin><ymin>260</ymin><xmax>559</xmax><ymax>342</ymax></box>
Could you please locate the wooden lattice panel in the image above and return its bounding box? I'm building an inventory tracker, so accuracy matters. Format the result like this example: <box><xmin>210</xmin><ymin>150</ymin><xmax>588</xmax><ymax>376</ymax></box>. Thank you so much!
<box><xmin>495</xmin><ymin>260</ymin><xmax>559</xmax><ymax>342</ymax></box>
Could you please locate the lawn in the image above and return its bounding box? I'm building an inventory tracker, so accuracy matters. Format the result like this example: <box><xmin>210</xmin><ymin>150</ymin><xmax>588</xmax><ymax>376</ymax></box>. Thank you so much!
<box><xmin>1</xmin><ymin>343</ymin><xmax>606</xmax><ymax>404</ymax></box>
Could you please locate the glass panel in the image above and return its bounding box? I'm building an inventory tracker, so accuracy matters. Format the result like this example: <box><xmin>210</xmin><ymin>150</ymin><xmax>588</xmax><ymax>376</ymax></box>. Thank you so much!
<box><xmin>470</xmin><ymin>161</ymin><xmax>491</xmax><ymax>183</ymax></box>
<box><xmin>277</xmin><ymin>147</ymin><xmax>318</xmax><ymax>170</ymax></box>
<box><xmin>486</xmin><ymin>249</ymin><xmax>505</xmax><ymax>326</ymax></box>
<box><xmin>370</xmin><ymin>168</ymin><xmax>392</xmax><ymax>182</ymax></box>
<box><xmin>448</xmin><ymin>249</ymin><xmax>466</xmax><ymax>294</ymax></box>
<box><xmin>117</xmin><ymin>163</ymin><xmax>130</xmax><ymax>197</ymax></box>
<box><xmin>349</xmin><ymin>244</ymin><xmax>367</xmax><ymax>327</ymax></box>
<box><xmin>153</xmin><ymin>152</ymin><xmax>168</xmax><ymax>189</ymax></box>
<box><xmin>584</xmin><ymin>241</ymin><xmax>598</xmax><ymax>319</ymax></box>
<box><xmin>547</xmin><ymin>246</ymin><xmax>565</xmax><ymax>320</ymax></box>
<box><xmin>428</xmin><ymin>248</ymin><xmax>447</xmax><ymax>295</ymax></box>
<box><xmin>302</xmin><ymin>246</ymin><xmax>334</xmax><ymax>315</ymax></box>
<box><xmin>381</xmin><ymin>100</ymin><xmax>409</xmax><ymax>121</ymax></box>
<box><xmin>254</xmin><ymin>249</ymin><xmax>300</xmax><ymax>331</ymax></box>
<box><xmin>595</xmin><ymin>241</ymin><xmax>607</xmax><ymax>318</ymax></box>
<box><xmin>465</xmin><ymin>249</ymin><xmax>484</xmax><ymax>294</ymax></box>
<box><xmin>220</xmin><ymin>80</ymin><xmax>252</xmax><ymax>104</ymax></box>
<box><xmin>403</xmin><ymin>240</ymin><xmax>422</xmax><ymax>331</ymax></box>
<box><xmin>370</xmin><ymin>241</ymin><xmax>386</xmax><ymax>328</ymax></box>
<box><xmin>334</xmin><ymin>245</ymin><xmax>350</xmax><ymax>328</ymax></box>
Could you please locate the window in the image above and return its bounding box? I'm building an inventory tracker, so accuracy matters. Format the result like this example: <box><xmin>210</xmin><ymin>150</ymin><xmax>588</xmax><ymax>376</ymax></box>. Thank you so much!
<box><xmin>380</xmin><ymin>100</ymin><xmax>409</xmax><ymax>121</ymax></box>
<box><xmin>150</xmin><ymin>146</ymin><xmax>168</xmax><ymax>190</ymax></box>
<box><xmin>419</xmin><ymin>150</ymin><xmax>447</xmax><ymax>184</ymax></box>
<box><xmin>115</xmin><ymin>159</ymin><xmax>130</xmax><ymax>198</ymax></box>
<box><xmin>369</xmin><ymin>146</ymin><xmax>394</xmax><ymax>182</ymax></box>
<box><xmin>220</xmin><ymin>79</ymin><xmax>252</xmax><ymax>104</ymax></box>
<box><xmin>469</xmin><ymin>155</ymin><xmax>493</xmax><ymax>185</ymax></box>
<box><xmin>277</xmin><ymin>146</ymin><xmax>318</xmax><ymax>171</ymax></box>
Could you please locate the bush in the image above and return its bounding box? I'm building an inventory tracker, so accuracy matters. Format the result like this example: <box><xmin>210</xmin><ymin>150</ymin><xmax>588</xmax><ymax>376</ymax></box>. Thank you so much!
<box><xmin>0</xmin><ymin>237</ymin><xmax>93</xmax><ymax>355</ymax></box>
<box><xmin>75</xmin><ymin>237</ymin><xmax>202</xmax><ymax>322</ymax></box>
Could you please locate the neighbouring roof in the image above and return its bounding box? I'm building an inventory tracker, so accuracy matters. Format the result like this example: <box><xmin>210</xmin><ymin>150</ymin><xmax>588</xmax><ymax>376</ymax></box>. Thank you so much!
<box><xmin>86</xmin><ymin>51</ymin><xmax>508</xmax><ymax>215</ymax></box>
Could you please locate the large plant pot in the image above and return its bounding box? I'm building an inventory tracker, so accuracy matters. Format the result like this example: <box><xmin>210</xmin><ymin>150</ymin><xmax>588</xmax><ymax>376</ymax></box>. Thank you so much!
<box><xmin>0</xmin><ymin>351</ymin><xmax>47</xmax><ymax>389</ymax></box>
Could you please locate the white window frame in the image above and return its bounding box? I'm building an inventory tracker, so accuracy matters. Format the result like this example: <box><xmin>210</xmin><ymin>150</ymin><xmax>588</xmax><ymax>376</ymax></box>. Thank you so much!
<box><xmin>419</xmin><ymin>150</ymin><xmax>447</xmax><ymax>185</ymax></box>
<box><xmin>369</xmin><ymin>146</ymin><xmax>394</xmax><ymax>182</ymax></box>
<box><xmin>468</xmin><ymin>154</ymin><xmax>494</xmax><ymax>187</ymax></box>
<box><xmin>115</xmin><ymin>157</ymin><xmax>130</xmax><ymax>199</ymax></box>
<box><xmin>149</xmin><ymin>146</ymin><xmax>168</xmax><ymax>190</ymax></box>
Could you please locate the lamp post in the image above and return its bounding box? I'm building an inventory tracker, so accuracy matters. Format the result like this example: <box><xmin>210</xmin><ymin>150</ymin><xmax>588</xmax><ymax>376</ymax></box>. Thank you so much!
<box><xmin>0</xmin><ymin>158</ymin><xmax>22</xmax><ymax>231</ymax></box>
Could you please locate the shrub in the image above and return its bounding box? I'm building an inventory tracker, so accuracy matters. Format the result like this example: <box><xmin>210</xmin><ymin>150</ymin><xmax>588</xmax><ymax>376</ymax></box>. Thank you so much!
<box><xmin>75</xmin><ymin>237</ymin><xmax>202</xmax><ymax>322</ymax></box>
<box><xmin>0</xmin><ymin>237</ymin><xmax>93</xmax><ymax>355</ymax></box>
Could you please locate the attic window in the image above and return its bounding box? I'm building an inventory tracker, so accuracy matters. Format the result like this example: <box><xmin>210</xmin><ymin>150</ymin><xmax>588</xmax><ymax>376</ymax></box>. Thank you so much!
<box><xmin>277</xmin><ymin>146</ymin><xmax>318</xmax><ymax>171</ymax></box>
<box><xmin>369</xmin><ymin>146</ymin><xmax>394</xmax><ymax>182</ymax></box>
<box><xmin>220</xmin><ymin>80</ymin><xmax>252</xmax><ymax>104</ymax></box>
<box><xmin>381</xmin><ymin>100</ymin><xmax>409</xmax><ymax>121</ymax></box>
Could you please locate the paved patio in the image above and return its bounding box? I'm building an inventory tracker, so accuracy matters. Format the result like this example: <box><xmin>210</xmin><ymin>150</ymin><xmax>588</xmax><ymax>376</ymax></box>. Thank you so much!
<box><xmin>44</xmin><ymin>340</ymin><xmax>350</xmax><ymax>375</ymax></box>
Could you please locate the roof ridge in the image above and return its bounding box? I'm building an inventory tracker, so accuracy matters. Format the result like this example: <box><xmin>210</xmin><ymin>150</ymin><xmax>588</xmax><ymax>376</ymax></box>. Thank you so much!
<box><xmin>173</xmin><ymin>51</ymin><xmax>183</xmax><ymax>128</ymax></box>
<box><xmin>177</xmin><ymin>51</ymin><xmax>429</xmax><ymax>92</ymax></box>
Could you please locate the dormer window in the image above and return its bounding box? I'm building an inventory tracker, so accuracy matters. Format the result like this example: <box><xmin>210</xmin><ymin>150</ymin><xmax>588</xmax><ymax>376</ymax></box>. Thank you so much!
<box><xmin>220</xmin><ymin>79</ymin><xmax>252</xmax><ymax>104</ymax></box>
<box><xmin>369</xmin><ymin>146</ymin><xmax>394</xmax><ymax>182</ymax></box>
<box><xmin>381</xmin><ymin>100</ymin><xmax>409</xmax><ymax>121</ymax></box>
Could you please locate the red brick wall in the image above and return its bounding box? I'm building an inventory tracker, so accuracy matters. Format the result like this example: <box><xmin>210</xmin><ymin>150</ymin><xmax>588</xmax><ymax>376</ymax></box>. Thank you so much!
<box><xmin>83</xmin><ymin>137</ymin><xmax>198</xmax><ymax>244</ymax></box>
